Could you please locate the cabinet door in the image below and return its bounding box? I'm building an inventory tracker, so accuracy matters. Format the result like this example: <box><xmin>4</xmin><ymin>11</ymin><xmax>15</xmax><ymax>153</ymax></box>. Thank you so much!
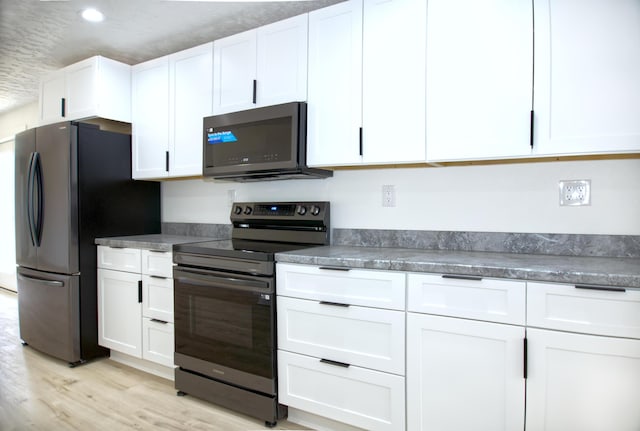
<box><xmin>169</xmin><ymin>43</ymin><xmax>212</xmax><ymax>177</ymax></box>
<box><xmin>533</xmin><ymin>0</ymin><xmax>640</xmax><ymax>155</ymax></box>
<box><xmin>277</xmin><ymin>296</ymin><xmax>405</xmax><ymax>374</ymax></box>
<box><xmin>65</xmin><ymin>57</ymin><xmax>98</xmax><ymax>120</ymax></box>
<box><xmin>142</xmin><ymin>275</ymin><xmax>173</xmax><ymax>323</ymax></box>
<box><xmin>39</xmin><ymin>70</ymin><xmax>65</xmax><ymax>125</ymax></box>
<box><xmin>256</xmin><ymin>14</ymin><xmax>308</xmax><ymax>107</ymax></box>
<box><xmin>407</xmin><ymin>313</ymin><xmax>525</xmax><ymax>431</ymax></box>
<box><xmin>526</xmin><ymin>328</ymin><xmax>640</xmax><ymax>431</ymax></box>
<box><xmin>142</xmin><ymin>318</ymin><xmax>174</xmax><ymax>367</ymax></box>
<box><xmin>362</xmin><ymin>0</ymin><xmax>426</xmax><ymax>164</ymax></box>
<box><xmin>279</xmin><ymin>350</ymin><xmax>405</xmax><ymax>431</ymax></box>
<box><xmin>97</xmin><ymin>269</ymin><xmax>142</xmax><ymax>357</ymax></box>
<box><xmin>307</xmin><ymin>0</ymin><xmax>363</xmax><ymax>167</ymax></box>
<box><xmin>425</xmin><ymin>0</ymin><xmax>533</xmax><ymax>161</ymax></box>
<box><xmin>132</xmin><ymin>56</ymin><xmax>170</xmax><ymax>179</ymax></box>
<box><xmin>212</xmin><ymin>29</ymin><xmax>257</xmax><ymax>114</ymax></box>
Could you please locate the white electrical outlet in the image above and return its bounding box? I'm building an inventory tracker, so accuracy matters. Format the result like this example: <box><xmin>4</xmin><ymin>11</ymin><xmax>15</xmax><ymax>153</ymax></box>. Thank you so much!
<box><xmin>382</xmin><ymin>185</ymin><xmax>396</xmax><ymax>207</ymax></box>
<box><xmin>559</xmin><ymin>180</ymin><xmax>591</xmax><ymax>206</ymax></box>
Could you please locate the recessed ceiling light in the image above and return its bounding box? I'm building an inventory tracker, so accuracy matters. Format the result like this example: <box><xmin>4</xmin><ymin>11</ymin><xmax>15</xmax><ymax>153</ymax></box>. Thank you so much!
<box><xmin>81</xmin><ymin>8</ymin><xmax>104</xmax><ymax>23</ymax></box>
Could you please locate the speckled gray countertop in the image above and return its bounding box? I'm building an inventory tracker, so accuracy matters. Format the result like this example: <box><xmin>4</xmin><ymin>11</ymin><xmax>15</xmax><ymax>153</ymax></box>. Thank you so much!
<box><xmin>95</xmin><ymin>234</ymin><xmax>217</xmax><ymax>252</ymax></box>
<box><xmin>275</xmin><ymin>245</ymin><xmax>640</xmax><ymax>289</ymax></box>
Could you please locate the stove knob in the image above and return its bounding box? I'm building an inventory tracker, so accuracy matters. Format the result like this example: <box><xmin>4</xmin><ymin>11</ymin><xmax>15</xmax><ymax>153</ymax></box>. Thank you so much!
<box><xmin>234</xmin><ymin>205</ymin><xmax>243</xmax><ymax>215</ymax></box>
<box><xmin>244</xmin><ymin>206</ymin><xmax>252</xmax><ymax>215</ymax></box>
<box><xmin>296</xmin><ymin>205</ymin><xmax>307</xmax><ymax>215</ymax></box>
<box><xmin>310</xmin><ymin>205</ymin><xmax>321</xmax><ymax>216</ymax></box>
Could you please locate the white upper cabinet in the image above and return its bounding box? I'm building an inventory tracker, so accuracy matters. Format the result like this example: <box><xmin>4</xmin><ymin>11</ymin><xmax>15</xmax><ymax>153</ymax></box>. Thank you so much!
<box><xmin>533</xmin><ymin>0</ymin><xmax>640</xmax><ymax>156</ymax></box>
<box><xmin>39</xmin><ymin>56</ymin><xmax>131</xmax><ymax>126</ymax></box>
<box><xmin>425</xmin><ymin>0</ymin><xmax>533</xmax><ymax>162</ymax></box>
<box><xmin>213</xmin><ymin>14</ymin><xmax>308</xmax><ymax>114</ymax></box>
<box><xmin>307</xmin><ymin>0</ymin><xmax>363</xmax><ymax>166</ymax></box>
<box><xmin>132</xmin><ymin>42</ymin><xmax>213</xmax><ymax>179</ymax></box>
<box><xmin>307</xmin><ymin>0</ymin><xmax>426</xmax><ymax>167</ymax></box>
<box><xmin>362</xmin><ymin>0</ymin><xmax>426</xmax><ymax>164</ymax></box>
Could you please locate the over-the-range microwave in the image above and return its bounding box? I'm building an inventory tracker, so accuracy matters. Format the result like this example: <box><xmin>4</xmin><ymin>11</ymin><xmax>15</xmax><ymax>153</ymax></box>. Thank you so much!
<box><xmin>202</xmin><ymin>102</ymin><xmax>332</xmax><ymax>181</ymax></box>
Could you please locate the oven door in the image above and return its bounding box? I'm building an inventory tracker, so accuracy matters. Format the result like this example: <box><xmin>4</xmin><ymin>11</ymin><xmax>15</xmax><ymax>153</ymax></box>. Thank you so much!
<box><xmin>173</xmin><ymin>265</ymin><xmax>276</xmax><ymax>395</ymax></box>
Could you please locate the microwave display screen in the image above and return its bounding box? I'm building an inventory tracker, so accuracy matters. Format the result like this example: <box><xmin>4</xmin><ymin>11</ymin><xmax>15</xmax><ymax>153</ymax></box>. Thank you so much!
<box><xmin>205</xmin><ymin>117</ymin><xmax>292</xmax><ymax>167</ymax></box>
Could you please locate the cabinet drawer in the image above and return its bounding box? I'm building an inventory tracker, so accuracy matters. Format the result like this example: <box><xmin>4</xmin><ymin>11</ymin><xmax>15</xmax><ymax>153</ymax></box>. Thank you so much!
<box><xmin>278</xmin><ymin>350</ymin><xmax>405</xmax><ymax>431</ymax></box>
<box><xmin>142</xmin><ymin>275</ymin><xmax>174</xmax><ymax>323</ymax></box>
<box><xmin>527</xmin><ymin>282</ymin><xmax>640</xmax><ymax>338</ymax></box>
<box><xmin>277</xmin><ymin>296</ymin><xmax>405</xmax><ymax>375</ymax></box>
<box><xmin>141</xmin><ymin>249</ymin><xmax>173</xmax><ymax>278</ymax></box>
<box><xmin>97</xmin><ymin>246</ymin><xmax>141</xmax><ymax>273</ymax></box>
<box><xmin>407</xmin><ymin>273</ymin><xmax>526</xmax><ymax>325</ymax></box>
<box><xmin>142</xmin><ymin>318</ymin><xmax>174</xmax><ymax>367</ymax></box>
<box><xmin>276</xmin><ymin>263</ymin><xmax>406</xmax><ymax>310</ymax></box>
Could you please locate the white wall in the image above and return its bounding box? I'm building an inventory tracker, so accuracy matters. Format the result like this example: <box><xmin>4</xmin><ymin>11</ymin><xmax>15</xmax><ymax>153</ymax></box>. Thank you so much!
<box><xmin>163</xmin><ymin>158</ymin><xmax>640</xmax><ymax>235</ymax></box>
<box><xmin>0</xmin><ymin>102</ymin><xmax>38</xmax><ymax>139</ymax></box>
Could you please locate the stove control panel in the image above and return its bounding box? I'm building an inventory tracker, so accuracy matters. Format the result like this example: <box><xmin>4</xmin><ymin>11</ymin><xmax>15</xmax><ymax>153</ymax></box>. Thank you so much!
<box><xmin>231</xmin><ymin>202</ymin><xmax>329</xmax><ymax>221</ymax></box>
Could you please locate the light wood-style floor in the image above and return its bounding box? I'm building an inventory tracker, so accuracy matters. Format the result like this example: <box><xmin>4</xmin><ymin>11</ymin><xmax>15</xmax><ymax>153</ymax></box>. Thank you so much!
<box><xmin>0</xmin><ymin>288</ymin><xmax>310</xmax><ymax>431</ymax></box>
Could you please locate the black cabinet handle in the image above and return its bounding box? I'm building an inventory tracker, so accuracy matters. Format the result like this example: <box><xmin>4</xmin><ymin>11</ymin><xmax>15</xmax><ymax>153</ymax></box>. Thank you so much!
<box><xmin>138</xmin><ymin>280</ymin><xmax>143</xmax><ymax>303</ymax></box>
<box><xmin>320</xmin><ymin>358</ymin><xmax>350</xmax><ymax>368</ymax></box>
<box><xmin>165</xmin><ymin>151</ymin><xmax>170</xmax><ymax>172</ymax></box>
<box><xmin>252</xmin><ymin>79</ymin><xmax>257</xmax><ymax>104</ymax></box>
<box><xmin>442</xmin><ymin>274</ymin><xmax>483</xmax><ymax>281</ymax></box>
<box><xmin>318</xmin><ymin>266</ymin><xmax>350</xmax><ymax>272</ymax></box>
<box><xmin>575</xmin><ymin>284</ymin><xmax>626</xmax><ymax>293</ymax></box>
<box><xmin>150</xmin><ymin>319</ymin><xmax>168</xmax><ymax>324</ymax></box>
<box><xmin>359</xmin><ymin>127</ymin><xmax>363</xmax><ymax>156</ymax></box>
<box><xmin>319</xmin><ymin>301</ymin><xmax>350</xmax><ymax>307</ymax></box>
<box><xmin>523</xmin><ymin>337</ymin><xmax>528</xmax><ymax>379</ymax></box>
<box><xmin>150</xmin><ymin>275</ymin><xmax>167</xmax><ymax>280</ymax></box>
<box><xmin>529</xmin><ymin>110</ymin><xmax>534</xmax><ymax>149</ymax></box>
<box><xmin>61</xmin><ymin>98</ymin><xmax>66</xmax><ymax>117</ymax></box>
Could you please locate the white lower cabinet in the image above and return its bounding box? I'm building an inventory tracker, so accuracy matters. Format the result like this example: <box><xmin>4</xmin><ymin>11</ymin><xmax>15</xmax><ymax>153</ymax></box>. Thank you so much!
<box><xmin>278</xmin><ymin>351</ymin><xmax>405</xmax><ymax>431</ymax></box>
<box><xmin>97</xmin><ymin>246</ymin><xmax>174</xmax><ymax>373</ymax></box>
<box><xmin>526</xmin><ymin>328</ymin><xmax>640</xmax><ymax>431</ymax></box>
<box><xmin>276</xmin><ymin>263</ymin><xmax>405</xmax><ymax>431</ymax></box>
<box><xmin>407</xmin><ymin>313</ymin><xmax>525</xmax><ymax>431</ymax></box>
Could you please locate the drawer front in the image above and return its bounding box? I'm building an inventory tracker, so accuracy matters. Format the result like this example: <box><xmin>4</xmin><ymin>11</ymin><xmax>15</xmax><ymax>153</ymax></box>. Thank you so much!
<box><xmin>277</xmin><ymin>296</ymin><xmax>405</xmax><ymax>375</ymax></box>
<box><xmin>276</xmin><ymin>263</ymin><xmax>406</xmax><ymax>310</ymax></box>
<box><xmin>527</xmin><ymin>282</ymin><xmax>640</xmax><ymax>338</ymax></box>
<box><xmin>407</xmin><ymin>273</ymin><xmax>526</xmax><ymax>325</ymax></box>
<box><xmin>278</xmin><ymin>350</ymin><xmax>405</xmax><ymax>431</ymax></box>
<box><xmin>142</xmin><ymin>275</ymin><xmax>174</xmax><ymax>323</ymax></box>
<box><xmin>97</xmin><ymin>246</ymin><xmax>141</xmax><ymax>273</ymax></box>
<box><xmin>142</xmin><ymin>317</ymin><xmax>174</xmax><ymax>367</ymax></box>
<box><xmin>141</xmin><ymin>250</ymin><xmax>173</xmax><ymax>278</ymax></box>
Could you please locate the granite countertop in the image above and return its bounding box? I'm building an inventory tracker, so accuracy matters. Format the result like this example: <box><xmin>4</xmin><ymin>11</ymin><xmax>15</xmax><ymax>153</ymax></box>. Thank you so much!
<box><xmin>275</xmin><ymin>245</ymin><xmax>640</xmax><ymax>289</ymax></box>
<box><xmin>95</xmin><ymin>234</ymin><xmax>217</xmax><ymax>252</ymax></box>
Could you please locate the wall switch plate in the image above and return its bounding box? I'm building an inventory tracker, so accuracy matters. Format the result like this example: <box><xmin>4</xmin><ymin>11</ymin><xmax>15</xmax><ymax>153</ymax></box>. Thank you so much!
<box><xmin>559</xmin><ymin>180</ymin><xmax>591</xmax><ymax>206</ymax></box>
<box><xmin>382</xmin><ymin>185</ymin><xmax>396</xmax><ymax>207</ymax></box>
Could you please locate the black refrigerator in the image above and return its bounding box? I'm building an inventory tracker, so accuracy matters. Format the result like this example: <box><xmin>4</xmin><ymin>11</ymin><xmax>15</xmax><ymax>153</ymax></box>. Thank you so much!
<box><xmin>15</xmin><ymin>121</ymin><xmax>160</xmax><ymax>365</ymax></box>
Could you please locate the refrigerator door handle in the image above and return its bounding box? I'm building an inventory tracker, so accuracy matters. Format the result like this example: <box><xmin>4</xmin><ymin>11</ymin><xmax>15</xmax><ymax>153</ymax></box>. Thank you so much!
<box><xmin>33</xmin><ymin>152</ymin><xmax>44</xmax><ymax>247</ymax></box>
<box><xmin>17</xmin><ymin>273</ymin><xmax>64</xmax><ymax>287</ymax></box>
<box><xmin>26</xmin><ymin>152</ymin><xmax>37</xmax><ymax>247</ymax></box>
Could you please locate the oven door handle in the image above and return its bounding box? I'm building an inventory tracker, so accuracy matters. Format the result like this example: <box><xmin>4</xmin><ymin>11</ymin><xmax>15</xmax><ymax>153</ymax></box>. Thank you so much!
<box><xmin>174</xmin><ymin>267</ymin><xmax>272</xmax><ymax>293</ymax></box>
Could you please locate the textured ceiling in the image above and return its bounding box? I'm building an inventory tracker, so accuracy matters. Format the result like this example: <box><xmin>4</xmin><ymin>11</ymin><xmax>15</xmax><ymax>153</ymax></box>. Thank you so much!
<box><xmin>0</xmin><ymin>0</ymin><xmax>343</xmax><ymax>115</ymax></box>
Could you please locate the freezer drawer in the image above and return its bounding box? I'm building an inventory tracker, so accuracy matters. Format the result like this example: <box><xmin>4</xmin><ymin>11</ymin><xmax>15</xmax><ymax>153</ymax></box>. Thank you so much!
<box><xmin>17</xmin><ymin>267</ymin><xmax>81</xmax><ymax>363</ymax></box>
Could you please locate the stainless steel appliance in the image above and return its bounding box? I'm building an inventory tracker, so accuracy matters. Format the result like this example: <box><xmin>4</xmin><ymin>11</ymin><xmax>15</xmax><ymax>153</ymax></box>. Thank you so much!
<box><xmin>202</xmin><ymin>102</ymin><xmax>332</xmax><ymax>181</ymax></box>
<box><xmin>15</xmin><ymin>121</ymin><xmax>160</xmax><ymax>365</ymax></box>
<box><xmin>173</xmin><ymin>201</ymin><xmax>330</xmax><ymax>427</ymax></box>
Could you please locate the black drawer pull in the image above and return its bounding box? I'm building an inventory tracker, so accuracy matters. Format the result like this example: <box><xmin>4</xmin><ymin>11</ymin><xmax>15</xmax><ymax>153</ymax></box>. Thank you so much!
<box><xmin>318</xmin><ymin>266</ymin><xmax>350</xmax><ymax>272</ymax></box>
<box><xmin>150</xmin><ymin>275</ymin><xmax>168</xmax><ymax>279</ymax></box>
<box><xmin>442</xmin><ymin>274</ymin><xmax>483</xmax><ymax>281</ymax></box>
<box><xmin>150</xmin><ymin>319</ymin><xmax>168</xmax><ymax>324</ymax></box>
<box><xmin>320</xmin><ymin>358</ymin><xmax>350</xmax><ymax>368</ymax></box>
<box><xmin>575</xmin><ymin>284</ymin><xmax>626</xmax><ymax>293</ymax></box>
<box><xmin>319</xmin><ymin>301</ymin><xmax>350</xmax><ymax>307</ymax></box>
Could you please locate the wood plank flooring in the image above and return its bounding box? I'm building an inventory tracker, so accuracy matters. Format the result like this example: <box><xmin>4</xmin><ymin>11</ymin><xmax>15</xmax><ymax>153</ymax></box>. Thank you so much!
<box><xmin>0</xmin><ymin>288</ymin><xmax>310</xmax><ymax>431</ymax></box>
